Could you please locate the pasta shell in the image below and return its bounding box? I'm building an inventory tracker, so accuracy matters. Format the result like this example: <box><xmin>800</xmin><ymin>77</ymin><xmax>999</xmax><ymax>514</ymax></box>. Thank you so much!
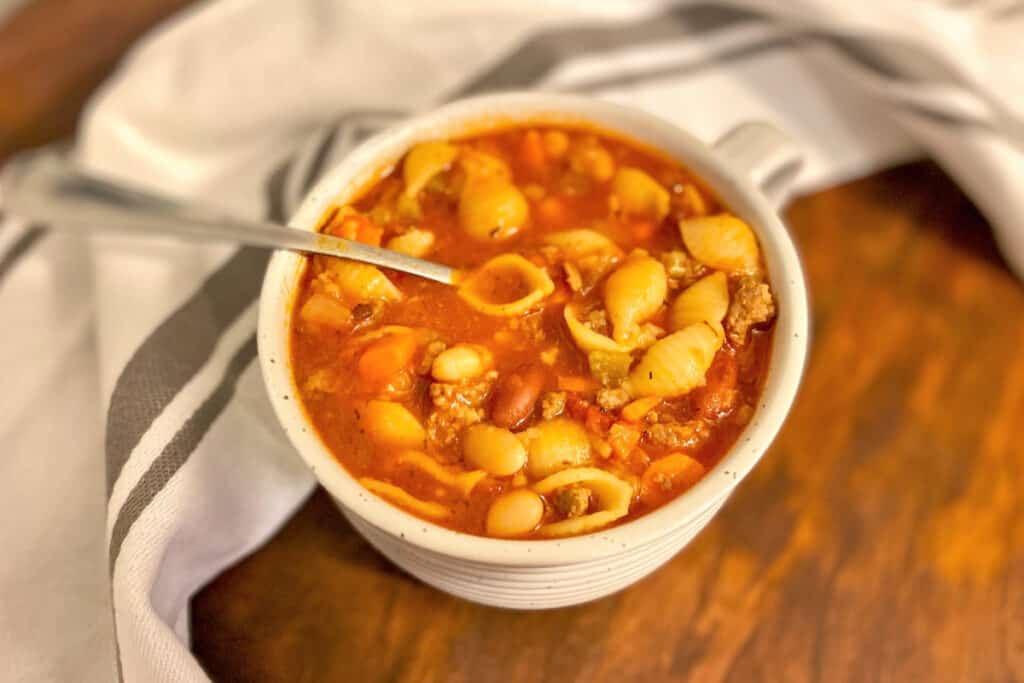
<box><xmin>604</xmin><ymin>255</ymin><xmax>667</xmax><ymax>344</ymax></box>
<box><xmin>458</xmin><ymin>147</ymin><xmax>511</xmax><ymax>182</ymax></box>
<box><xmin>533</xmin><ymin>467</ymin><xmax>634</xmax><ymax>537</ymax></box>
<box><xmin>625</xmin><ymin>322</ymin><xmax>722</xmax><ymax>398</ymax></box>
<box><xmin>523</xmin><ymin>418</ymin><xmax>592</xmax><ymax>478</ymax></box>
<box><xmin>458</xmin><ymin>178</ymin><xmax>529</xmax><ymax>241</ymax></box>
<box><xmin>669</xmin><ymin>271</ymin><xmax>729</xmax><ymax>337</ymax></box>
<box><xmin>679</xmin><ymin>214</ymin><xmax>760</xmax><ymax>272</ymax></box>
<box><xmin>543</xmin><ymin>229</ymin><xmax>621</xmax><ymax>259</ymax></box>
<box><xmin>395</xmin><ymin>451</ymin><xmax>487</xmax><ymax>497</ymax></box>
<box><xmin>359</xmin><ymin>478</ymin><xmax>451</xmax><ymax>520</ymax></box>
<box><xmin>402</xmin><ymin>141</ymin><xmax>458</xmax><ymax>198</ymax></box>
<box><xmin>612</xmin><ymin>167</ymin><xmax>670</xmax><ymax>221</ymax></box>
<box><xmin>326</xmin><ymin>261</ymin><xmax>402</xmax><ymax>303</ymax></box>
<box><xmin>563</xmin><ymin>301</ymin><xmax>634</xmax><ymax>354</ymax></box>
<box><xmin>458</xmin><ymin>254</ymin><xmax>554</xmax><ymax>317</ymax></box>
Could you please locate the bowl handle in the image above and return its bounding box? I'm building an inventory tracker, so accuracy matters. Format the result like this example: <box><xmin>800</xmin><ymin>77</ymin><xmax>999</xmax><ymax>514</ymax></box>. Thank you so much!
<box><xmin>711</xmin><ymin>122</ymin><xmax>802</xmax><ymax>206</ymax></box>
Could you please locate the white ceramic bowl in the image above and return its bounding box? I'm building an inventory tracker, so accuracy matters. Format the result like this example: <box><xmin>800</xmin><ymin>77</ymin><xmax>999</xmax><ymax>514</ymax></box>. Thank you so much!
<box><xmin>258</xmin><ymin>93</ymin><xmax>809</xmax><ymax>609</ymax></box>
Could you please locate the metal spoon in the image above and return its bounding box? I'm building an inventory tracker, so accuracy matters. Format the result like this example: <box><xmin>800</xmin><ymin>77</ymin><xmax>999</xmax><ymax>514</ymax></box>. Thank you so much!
<box><xmin>0</xmin><ymin>149</ymin><xmax>457</xmax><ymax>285</ymax></box>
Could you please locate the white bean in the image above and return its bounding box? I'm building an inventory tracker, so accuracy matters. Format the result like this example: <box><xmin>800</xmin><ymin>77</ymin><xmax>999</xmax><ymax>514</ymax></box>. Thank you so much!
<box><xmin>463</xmin><ymin>424</ymin><xmax>527</xmax><ymax>476</ymax></box>
<box><xmin>486</xmin><ymin>488</ymin><xmax>544</xmax><ymax>537</ymax></box>
<box><xmin>431</xmin><ymin>344</ymin><xmax>490</xmax><ymax>383</ymax></box>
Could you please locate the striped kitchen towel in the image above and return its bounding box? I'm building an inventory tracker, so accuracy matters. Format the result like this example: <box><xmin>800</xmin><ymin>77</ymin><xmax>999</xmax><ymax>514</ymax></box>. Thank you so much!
<box><xmin>0</xmin><ymin>0</ymin><xmax>1020</xmax><ymax>680</ymax></box>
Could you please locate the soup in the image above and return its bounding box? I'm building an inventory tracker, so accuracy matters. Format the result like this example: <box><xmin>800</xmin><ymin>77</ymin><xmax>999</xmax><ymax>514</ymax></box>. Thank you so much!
<box><xmin>289</xmin><ymin>125</ymin><xmax>776</xmax><ymax>539</ymax></box>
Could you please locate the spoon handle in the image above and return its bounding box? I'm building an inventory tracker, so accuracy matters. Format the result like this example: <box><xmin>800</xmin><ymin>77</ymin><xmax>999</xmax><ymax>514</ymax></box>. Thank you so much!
<box><xmin>0</xmin><ymin>150</ymin><xmax>458</xmax><ymax>286</ymax></box>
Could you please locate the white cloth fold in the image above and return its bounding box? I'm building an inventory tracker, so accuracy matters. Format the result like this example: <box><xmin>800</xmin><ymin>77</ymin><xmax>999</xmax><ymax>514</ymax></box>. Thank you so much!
<box><xmin>1</xmin><ymin>1</ymin><xmax>1021</xmax><ymax>680</ymax></box>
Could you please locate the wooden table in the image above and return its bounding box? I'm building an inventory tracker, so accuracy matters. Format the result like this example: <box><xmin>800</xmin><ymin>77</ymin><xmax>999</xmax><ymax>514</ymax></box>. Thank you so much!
<box><xmin>4</xmin><ymin>2</ymin><xmax>1023</xmax><ymax>681</ymax></box>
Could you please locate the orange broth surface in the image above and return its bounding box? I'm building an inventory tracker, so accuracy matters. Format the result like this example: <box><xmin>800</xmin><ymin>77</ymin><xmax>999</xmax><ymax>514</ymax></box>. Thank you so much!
<box><xmin>289</xmin><ymin>125</ymin><xmax>775</xmax><ymax>539</ymax></box>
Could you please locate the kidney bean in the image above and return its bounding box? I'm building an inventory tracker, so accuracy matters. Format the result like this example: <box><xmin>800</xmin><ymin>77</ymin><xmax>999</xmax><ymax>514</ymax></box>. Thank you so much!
<box><xmin>491</xmin><ymin>364</ymin><xmax>546</xmax><ymax>429</ymax></box>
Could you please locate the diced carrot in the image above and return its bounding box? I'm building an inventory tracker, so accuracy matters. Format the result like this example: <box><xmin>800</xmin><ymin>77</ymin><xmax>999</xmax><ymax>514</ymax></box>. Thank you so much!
<box><xmin>334</xmin><ymin>216</ymin><xmax>361</xmax><ymax>240</ymax></box>
<box><xmin>621</xmin><ymin>396</ymin><xmax>661</xmax><ymax>423</ymax></box>
<box><xmin>332</xmin><ymin>213</ymin><xmax>384</xmax><ymax>246</ymax></box>
<box><xmin>557</xmin><ymin>375</ymin><xmax>596</xmax><ymax>393</ymax></box>
<box><xmin>538</xmin><ymin>196</ymin><xmax>566</xmax><ymax>225</ymax></box>
<box><xmin>630</xmin><ymin>220</ymin><xmax>656</xmax><ymax>242</ymax></box>
<box><xmin>584</xmin><ymin>405</ymin><xmax>613</xmax><ymax>435</ymax></box>
<box><xmin>607</xmin><ymin>422</ymin><xmax>642</xmax><ymax>459</ymax></box>
<box><xmin>299</xmin><ymin>293</ymin><xmax>352</xmax><ymax>330</ymax></box>
<box><xmin>357</xmin><ymin>333</ymin><xmax>417</xmax><ymax>387</ymax></box>
<box><xmin>519</xmin><ymin>130</ymin><xmax>546</xmax><ymax>171</ymax></box>
<box><xmin>639</xmin><ymin>453</ymin><xmax>705</xmax><ymax>508</ymax></box>
<box><xmin>355</xmin><ymin>221</ymin><xmax>384</xmax><ymax>247</ymax></box>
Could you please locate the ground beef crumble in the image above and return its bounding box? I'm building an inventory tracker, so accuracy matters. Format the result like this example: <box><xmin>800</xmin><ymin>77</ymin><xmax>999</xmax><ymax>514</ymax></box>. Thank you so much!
<box><xmin>644</xmin><ymin>419</ymin><xmax>707</xmax><ymax>450</ymax></box>
<box><xmin>596</xmin><ymin>387</ymin><xmax>630</xmax><ymax>411</ymax></box>
<box><xmin>552</xmin><ymin>485</ymin><xmax>591</xmax><ymax>518</ymax></box>
<box><xmin>426</xmin><ymin>370</ymin><xmax>498</xmax><ymax>451</ymax></box>
<box><xmin>661</xmin><ymin>250</ymin><xmax>706</xmax><ymax>288</ymax></box>
<box><xmin>726</xmin><ymin>276</ymin><xmax>776</xmax><ymax>346</ymax></box>
<box><xmin>540</xmin><ymin>391</ymin><xmax>567</xmax><ymax>420</ymax></box>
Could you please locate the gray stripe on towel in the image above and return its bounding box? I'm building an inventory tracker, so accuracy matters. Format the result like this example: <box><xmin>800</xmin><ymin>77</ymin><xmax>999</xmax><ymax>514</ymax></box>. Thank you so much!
<box><xmin>108</xmin><ymin>334</ymin><xmax>258</xmax><ymax>570</ymax></box>
<box><xmin>0</xmin><ymin>225</ymin><xmax>47</xmax><ymax>288</ymax></box>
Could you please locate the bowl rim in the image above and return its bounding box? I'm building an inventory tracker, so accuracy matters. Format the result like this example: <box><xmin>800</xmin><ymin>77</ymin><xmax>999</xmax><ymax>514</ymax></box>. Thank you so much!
<box><xmin>257</xmin><ymin>91</ymin><xmax>809</xmax><ymax>566</ymax></box>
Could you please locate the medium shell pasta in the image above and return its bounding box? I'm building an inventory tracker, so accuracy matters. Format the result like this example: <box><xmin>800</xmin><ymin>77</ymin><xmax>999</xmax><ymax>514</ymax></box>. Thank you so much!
<box><xmin>458</xmin><ymin>178</ymin><xmax>529</xmax><ymax>241</ymax></box>
<box><xmin>458</xmin><ymin>254</ymin><xmax>554</xmax><ymax>316</ymax></box>
<box><xmin>522</xmin><ymin>418</ymin><xmax>592</xmax><ymax>478</ymax></box>
<box><xmin>533</xmin><ymin>467</ymin><xmax>634</xmax><ymax>537</ymax></box>
<box><xmin>612</xmin><ymin>167</ymin><xmax>670</xmax><ymax>221</ymax></box>
<box><xmin>359</xmin><ymin>478</ymin><xmax>451</xmax><ymax>520</ymax></box>
<box><xmin>679</xmin><ymin>214</ymin><xmax>760</xmax><ymax>272</ymax></box>
<box><xmin>543</xmin><ymin>229</ymin><xmax>621</xmax><ymax>259</ymax></box>
<box><xmin>625</xmin><ymin>322</ymin><xmax>722</xmax><ymax>398</ymax></box>
<box><xmin>604</xmin><ymin>255</ymin><xmax>667</xmax><ymax>344</ymax></box>
<box><xmin>670</xmin><ymin>271</ymin><xmax>729</xmax><ymax>337</ymax></box>
<box><xmin>326</xmin><ymin>261</ymin><xmax>402</xmax><ymax>303</ymax></box>
<box><xmin>563</xmin><ymin>301</ymin><xmax>633</xmax><ymax>354</ymax></box>
<box><xmin>402</xmin><ymin>141</ymin><xmax>459</xmax><ymax>198</ymax></box>
<box><xmin>395</xmin><ymin>451</ymin><xmax>487</xmax><ymax>497</ymax></box>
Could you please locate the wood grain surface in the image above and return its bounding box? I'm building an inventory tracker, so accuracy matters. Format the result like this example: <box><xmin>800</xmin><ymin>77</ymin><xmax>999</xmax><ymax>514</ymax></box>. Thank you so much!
<box><xmin>0</xmin><ymin>0</ymin><xmax>194</xmax><ymax>157</ymax></box>
<box><xmin>190</xmin><ymin>162</ymin><xmax>1024</xmax><ymax>682</ymax></box>
<box><xmin>3</xmin><ymin>2</ymin><xmax>1022</xmax><ymax>681</ymax></box>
